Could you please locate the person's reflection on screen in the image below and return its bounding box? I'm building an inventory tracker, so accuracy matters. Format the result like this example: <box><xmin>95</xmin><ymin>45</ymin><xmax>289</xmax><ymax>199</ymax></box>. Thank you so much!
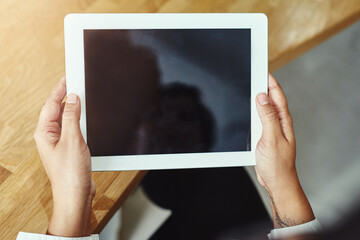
<box><xmin>132</xmin><ymin>82</ymin><xmax>215</xmax><ymax>155</ymax></box>
<box><xmin>84</xmin><ymin>30</ymin><xmax>161</xmax><ymax>156</ymax></box>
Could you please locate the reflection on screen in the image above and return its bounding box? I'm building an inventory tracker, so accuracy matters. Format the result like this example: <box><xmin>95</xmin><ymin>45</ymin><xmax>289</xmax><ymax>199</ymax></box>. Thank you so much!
<box><xmin>84</xmin><ymin>29</ymin><xmax>251</xmax><ymax>156</ymax></box>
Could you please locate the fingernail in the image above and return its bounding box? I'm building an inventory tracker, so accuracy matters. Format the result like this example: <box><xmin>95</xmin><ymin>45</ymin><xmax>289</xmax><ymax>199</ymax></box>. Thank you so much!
<box><xmin>258</xmin><ymin>93</ymin><xmax>269</xmax><ymax>105</ymax></box>
<box><xmin>67</xmin><ymin>94</ymin><xmax>78</xmax><ymax>104</ymax></box>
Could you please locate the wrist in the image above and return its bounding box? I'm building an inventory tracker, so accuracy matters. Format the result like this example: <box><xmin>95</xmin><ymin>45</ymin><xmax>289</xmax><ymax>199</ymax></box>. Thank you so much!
<box><xmin>264</xmin><ymin>168</ymin><xmax>300</xmax><ymax>194</ymax></box>
<box><xmin>52</xmin><ymin>185</ymin><xmax>95</xmax><ymax>203</ymax></box>
<box><xmin>48</xmin><ymin>188</ymin><xmax>94</xmax><ymax>237</ymax></box>
<box><xmin>267</xmin><ymin>176</ymin><xmax>315</xmax><ymax>228</ymax></box>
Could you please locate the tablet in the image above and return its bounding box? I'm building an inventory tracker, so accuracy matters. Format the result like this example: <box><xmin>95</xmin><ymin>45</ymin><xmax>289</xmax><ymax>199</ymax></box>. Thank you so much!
<box><xmin>64</xmin><ymin>13</ymin><xmax>267</xmax><ymax>171</ymax></box>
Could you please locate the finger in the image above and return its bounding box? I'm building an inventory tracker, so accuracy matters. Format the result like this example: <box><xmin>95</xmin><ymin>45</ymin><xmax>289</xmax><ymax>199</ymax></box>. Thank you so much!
<box><xmin>268</xmin><ymin>73</ymin><xmax>294</xmax><ymax>142</ymax></box>
<box><xmin>256</xmin><ymin>93</ymin><xmax>283</xmax><ymax>141</ymax></box>
<box><xmin>35</xmin><ymin>77</ymin><xmax>66</xmax><ymax>145</ymax></box>
<box><xmin>39</xmin><ymin>77</ymin><xmax>66</xmax><ymax>125</ymax></box>
<box><xmin>57</xmin><ymin>101</ymin><xmax>66</xmax><ymax>127</ymax></box>
<box><xmin>61</xmin><ymin>93</ymin><xmax>83</xmax><ymax>141</ymax></box>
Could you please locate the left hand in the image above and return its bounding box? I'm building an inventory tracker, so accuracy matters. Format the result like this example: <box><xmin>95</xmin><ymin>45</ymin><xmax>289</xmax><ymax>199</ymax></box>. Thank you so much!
<box><xmin>34</xmin><ymin>77</ymin><xmax>96</xmax><ymax>237</ymax></box>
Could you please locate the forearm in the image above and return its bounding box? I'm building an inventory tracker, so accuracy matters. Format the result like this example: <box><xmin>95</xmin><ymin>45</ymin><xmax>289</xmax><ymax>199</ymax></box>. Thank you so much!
<box><xmin>47</xmin><ymin>190</ymin><xmax>94</xmax><ymax>237</ymax></box>
<box><xmin>268</xmin><ymin>177</ymin><xmax>315</xmax><ymax>228</ymax></box>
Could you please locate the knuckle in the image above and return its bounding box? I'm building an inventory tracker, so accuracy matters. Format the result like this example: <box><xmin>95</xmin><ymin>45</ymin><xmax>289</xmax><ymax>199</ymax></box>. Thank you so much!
<box><xmin>34</xmin><ymin>122</ymin><xmax>61</xmax><ymax>144</ymax></box>
<box><xmin>256</xmin><ymin>138</ymin><xmax>273</xmax><ymax>156</ymax></box>
<box><xmin>44</xmin><ymin>131</ymin><xmax>60</xmax><ymax>143</ymax></box>
<box><xmin>33</xmin><ymin>130</ymin><xmax>50</xmax><ymax>144</ymax></box>
<box><xmin>33</xmin><ymin>130</ymin><xmax>41</xmax><ymax>142</ymax></box>
<box><xmin>46</xmin><ymin>94</ymin><xmax>62</xmax><ymax>106</ymax></box>
<box><xmin>63</xmin><ymin>105</ymin><xmax>79</xmax><ymax>120</ymax></box>
<box><xmin>268</xmin><ymin>79</ymin><xmax>280</xmax><ymax>91</ymax></box>
<box><xmin>278</xmin><ymin>111</ymin><xmax>292</xmax><ymax>122</ymax></box>
<box><xmin>262</xmin><ymin>110</ymin><xmax>278</xmax><ymax>122</ymax></box>
<box><xmin>34</xmin><ymin>128</ymin><xmax>46</xmax><ymax>143</ymax></box>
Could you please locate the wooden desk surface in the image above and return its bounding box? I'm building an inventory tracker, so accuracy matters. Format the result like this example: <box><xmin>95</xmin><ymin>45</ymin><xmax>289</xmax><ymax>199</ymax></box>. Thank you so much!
<box><xmin>0</xmin><ymin>0</ymin><xmax>359</xmax><ymax>238</ymax></box>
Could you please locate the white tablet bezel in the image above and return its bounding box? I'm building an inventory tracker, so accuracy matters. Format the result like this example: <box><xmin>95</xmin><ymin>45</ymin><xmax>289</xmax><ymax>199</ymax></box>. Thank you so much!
<box><xmin>64</xmin><ymin>13</ymin><xmax>268</xmax><ymax>171</ymax></box>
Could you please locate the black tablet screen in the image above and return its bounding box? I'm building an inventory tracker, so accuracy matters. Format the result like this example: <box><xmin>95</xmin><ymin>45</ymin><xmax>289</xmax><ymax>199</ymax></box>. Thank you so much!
<box><xmin>84</xmin><ymin>29</ymin><xmax>251</xmax><ymax>156</ymax></box>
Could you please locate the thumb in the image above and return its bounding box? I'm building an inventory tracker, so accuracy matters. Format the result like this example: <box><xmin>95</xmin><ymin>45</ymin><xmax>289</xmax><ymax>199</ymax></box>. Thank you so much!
<box><xmin>256</xmin><ymin>93</ymin><xmax>282</xmax><ymax>141</ymax></box>
<box><xmin>61</xmin><ymin>93</ymin><xmax>82</xmax><ymax>140</ymax></box>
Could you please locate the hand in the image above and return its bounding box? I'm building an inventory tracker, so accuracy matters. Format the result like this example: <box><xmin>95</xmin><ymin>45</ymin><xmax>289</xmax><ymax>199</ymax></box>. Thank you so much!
<box><xmin>34</xmin><ymin>77</ymin><xmax>96</xmax><ymax>237</ymax></box>
<box><xmin>255</xmin><ymin>73</ymin><xmax>314</xmax><ymax>228</ymax></box>
<box><xmin>255</xmin><ymin>73</ymin><xmax>296</xmax><ymax>193</ymax></box>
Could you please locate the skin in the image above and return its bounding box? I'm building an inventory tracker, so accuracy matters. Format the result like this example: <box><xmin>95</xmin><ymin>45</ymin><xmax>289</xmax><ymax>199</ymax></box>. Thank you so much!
<box><xmin>34</xmin><ymin>77</ymin><xmax>95</xmax><ymax>237</ymax></box>
<box><xmin>255</xmin><ymin>73</ymin><xmax>315</xmax><ymax>228</ymax></box>
<box><xmin>33</xmin><ymin>73</ymin><xmax>314</xmax><ymax>236</ymax></box>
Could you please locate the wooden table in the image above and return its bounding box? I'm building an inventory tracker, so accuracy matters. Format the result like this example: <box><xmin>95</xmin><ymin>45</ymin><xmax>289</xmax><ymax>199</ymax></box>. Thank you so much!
<box><xmin>0</xmin><ymin>0</ymin><xmax>358</xmax><ymax>238</ymax></box>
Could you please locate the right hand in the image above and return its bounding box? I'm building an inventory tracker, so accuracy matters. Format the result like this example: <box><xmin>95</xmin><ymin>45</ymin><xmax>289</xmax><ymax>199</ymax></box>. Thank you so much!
<box><xmin>254</xmin><ymin>74</ymin><xmax>314</xmax><ymax>228</ymax></box>
<box><xmin>254</xmin><ymin>73</ymin><xmax>297</xmax><ymax>193</ymax></box>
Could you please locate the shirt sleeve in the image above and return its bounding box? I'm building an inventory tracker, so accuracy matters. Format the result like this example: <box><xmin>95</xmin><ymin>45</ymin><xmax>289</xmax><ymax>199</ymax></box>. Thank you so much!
<box><xmin>16</xmin><ymin>232</ymin><xmax>99</xmax><ymax>240</ymax></box>
<box><xmin>268</xmin><ymin>219</ymin><xmax>322</xmax><ymax>239</ymax></box>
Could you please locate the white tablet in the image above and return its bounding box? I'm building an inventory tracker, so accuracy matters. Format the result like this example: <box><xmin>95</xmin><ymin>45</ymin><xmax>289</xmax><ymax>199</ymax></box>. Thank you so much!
<box><xmin>64</xmin><ymin>13</ymin><xmax>267</xmax><ymax>171</ymax></box>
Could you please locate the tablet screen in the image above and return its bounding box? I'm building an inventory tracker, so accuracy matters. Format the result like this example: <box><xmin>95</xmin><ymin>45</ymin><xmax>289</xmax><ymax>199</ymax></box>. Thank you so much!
<box><xmin>84</xmin><ymin>29</ymin><xmax>251</xmax><ymax>156</ymax></box>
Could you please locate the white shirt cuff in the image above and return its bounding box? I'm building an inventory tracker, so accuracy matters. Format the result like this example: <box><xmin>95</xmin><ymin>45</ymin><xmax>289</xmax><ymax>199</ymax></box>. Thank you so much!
<box><xmin>16</xmin><ymin>232</ymin><xmax>99</xmax><ymax>240</ymax></box>
<box><xmin>268</xmin><ymin>219</ymin><xmax>322</xmax><ymax>239</ymax></box>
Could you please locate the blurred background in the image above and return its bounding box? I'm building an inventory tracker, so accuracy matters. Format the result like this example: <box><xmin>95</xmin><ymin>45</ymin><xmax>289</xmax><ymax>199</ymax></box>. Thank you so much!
<box><xmin>275</xmin><ymin>21</ymin><xmax>360</xmax><ymax>227</ymax></box>
<box><xmin>0</xmin><ymin>1</ymin><xmax>359</xmax><ymax>239</ymax></box>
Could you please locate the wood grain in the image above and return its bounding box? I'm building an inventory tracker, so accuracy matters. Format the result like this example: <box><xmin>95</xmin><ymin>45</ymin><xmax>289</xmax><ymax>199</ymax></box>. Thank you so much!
<box><xmin>0</xmin><ymin>0</ymin><xmax>359</xmax><ymax>238</ymax></box>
